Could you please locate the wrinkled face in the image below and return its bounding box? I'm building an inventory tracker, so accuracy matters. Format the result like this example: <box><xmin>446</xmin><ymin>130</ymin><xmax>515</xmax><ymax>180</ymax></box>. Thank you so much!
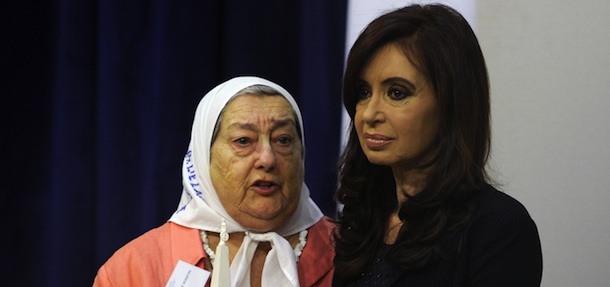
<box><xmin>355</xmin><ymin>43</ymin><xmax>440</xmax><ymax>170</ymax></box>
<box><xmin>210</xmin><ymin>94</ymin><xmax>303</xmax><ymax>232</ymax></box>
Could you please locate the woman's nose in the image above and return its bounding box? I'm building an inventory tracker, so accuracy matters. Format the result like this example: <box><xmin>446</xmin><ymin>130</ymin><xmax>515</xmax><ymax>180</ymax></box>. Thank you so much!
<box><xmin>255</xmin><ymin>141</ymin><xmax>276</xmax><ymax>171</ymax></box>
<box><xmin>361</xmin><ymin>94</ymin><xmax>386</xmax><ymax>125</ymax></box>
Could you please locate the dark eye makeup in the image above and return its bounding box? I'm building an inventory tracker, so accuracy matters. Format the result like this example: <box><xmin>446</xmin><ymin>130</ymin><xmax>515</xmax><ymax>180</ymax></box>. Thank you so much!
<box><xmin>387</xmin><ymin>85</ymin><xmax>413</xmax><ymax>101</ymax></box>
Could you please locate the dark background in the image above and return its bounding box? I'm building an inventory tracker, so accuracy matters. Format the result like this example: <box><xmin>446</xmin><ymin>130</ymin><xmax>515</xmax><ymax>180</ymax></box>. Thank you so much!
<box><xmin>1</xmin><ymin>0</ymin><xmax>347</xmax><ymax>286</ymax></box>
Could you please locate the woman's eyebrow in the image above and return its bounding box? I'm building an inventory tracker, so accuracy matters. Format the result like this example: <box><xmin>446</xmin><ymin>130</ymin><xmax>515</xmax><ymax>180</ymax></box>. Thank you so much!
<box><xmin>228</xmin><ymin>122</ymin><xmax>258</xmax><ymax>132</ymax></box>
<box><xmin>271</xmin><ymin>118</ymin><xmax>297</xmax><ymax>130</ymax></box>
<box><xmin>382</xmin><ymin>76</ymin><xmax>416</xmax><ymax>90</ymax></box>
<box><xmin>227</xmin><ymin>118</ymin><xmax>296</xmax><ymax>131</ymax></box>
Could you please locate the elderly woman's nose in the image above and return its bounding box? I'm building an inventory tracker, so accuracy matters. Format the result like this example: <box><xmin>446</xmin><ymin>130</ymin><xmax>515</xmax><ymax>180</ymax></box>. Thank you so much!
<box><xmin>255</xmin><ymin>141</ymin><xmax>276</xmax><ymax>170</ymax></box>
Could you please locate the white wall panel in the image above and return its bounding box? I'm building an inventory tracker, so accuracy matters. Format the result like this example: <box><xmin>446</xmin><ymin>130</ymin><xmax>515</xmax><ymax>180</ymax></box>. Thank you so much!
<box><xmin>478</xmin><ymin>1</ymin><xmax>610</xmax><ymax>286</ymax></box>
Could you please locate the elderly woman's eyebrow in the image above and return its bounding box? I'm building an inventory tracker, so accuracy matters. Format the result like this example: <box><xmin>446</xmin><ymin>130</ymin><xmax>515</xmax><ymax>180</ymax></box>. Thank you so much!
<box><xmin>272</xmin><ymin>118</ymin><xmax>297</xmax><ymax>130</ymax></box>
<box><xmin>228</xmin><ymin>118</ymin><xmax>296</xmax><ymax>131</ymax></box>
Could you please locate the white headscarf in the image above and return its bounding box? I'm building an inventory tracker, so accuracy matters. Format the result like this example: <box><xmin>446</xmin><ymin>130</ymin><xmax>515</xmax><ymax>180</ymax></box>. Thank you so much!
<box><xmin>169</xmin><ymin>76</ymin><xmax>323</xmax><ymax>287</ymax></box>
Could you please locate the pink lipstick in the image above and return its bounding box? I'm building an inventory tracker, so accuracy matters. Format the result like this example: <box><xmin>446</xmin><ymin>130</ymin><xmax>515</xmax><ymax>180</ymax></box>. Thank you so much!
<box><xmin>363</xmin><ymin>133</ymin><xmax>394</xmax><ymax>149</ymax></box>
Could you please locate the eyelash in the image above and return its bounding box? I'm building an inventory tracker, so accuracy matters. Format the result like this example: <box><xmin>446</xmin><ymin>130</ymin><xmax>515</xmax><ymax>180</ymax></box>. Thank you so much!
<box><xmin>357</xmin><ymin>85</ymin><xmax>371</xmax><ymax>100</ymax></box>
<box><xmin>388</xmin><ymin>87</ymin><xmax>412</xmax><ymax>100</ymax></box>
<box><xmin>356</xmin><ymin>85</ymin><xmax>413</xmax><ymax>101</ymax></box>
<box><xmin>234</xmin><ymin>137</ymin><xmax>251</xmax><ymax>146</ymax></box>
<box><xmin>276</xmin><ymin>136</ymin><xmax>291</xmax><ymax>145</ymax></box>
<box><xmin>233</xmin><ymin>135</ymin><xmax>293</xmax><ymax>147</ymax></box>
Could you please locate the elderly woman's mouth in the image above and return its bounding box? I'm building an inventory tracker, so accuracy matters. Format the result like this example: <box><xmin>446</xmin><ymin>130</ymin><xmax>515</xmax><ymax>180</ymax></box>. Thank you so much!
<box><xmin>252</xmin><ymin>180</ymin><xmax>279</xmax><ymax>195</ymax></box>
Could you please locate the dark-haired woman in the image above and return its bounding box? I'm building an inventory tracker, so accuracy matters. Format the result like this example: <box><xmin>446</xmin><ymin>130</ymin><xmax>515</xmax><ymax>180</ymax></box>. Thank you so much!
<box><xmin>333</xmin><ymin>4</ymin><xmax>542</xmax><ymax>286</ymax></box>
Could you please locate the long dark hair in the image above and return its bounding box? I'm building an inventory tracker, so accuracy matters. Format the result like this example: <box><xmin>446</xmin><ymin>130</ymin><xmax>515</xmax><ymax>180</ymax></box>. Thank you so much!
<box><xmin>334</xmin><ymin>4</ymin><xmax>491</xmax><ymax>279</ymax></box>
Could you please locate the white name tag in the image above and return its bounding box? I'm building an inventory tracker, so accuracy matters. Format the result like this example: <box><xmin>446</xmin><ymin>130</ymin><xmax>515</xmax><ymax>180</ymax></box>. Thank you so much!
<box><xmin>165</xmin><ymin>260</ymin><xmax>211</xmax><ymax>287</ymax></box>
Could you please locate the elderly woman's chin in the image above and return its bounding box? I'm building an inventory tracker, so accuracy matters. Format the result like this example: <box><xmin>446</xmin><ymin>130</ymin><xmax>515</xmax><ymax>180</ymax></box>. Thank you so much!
<box><xmin>229</xmin><ymin>195</ymin><xmax>301</xmax><ymax>232</ymax></box>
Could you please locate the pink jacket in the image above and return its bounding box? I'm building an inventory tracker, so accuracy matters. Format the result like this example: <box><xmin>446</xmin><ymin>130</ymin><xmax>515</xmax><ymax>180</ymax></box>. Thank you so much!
<box><xmin>93</xmin><ymin>217</ymin><xmax>335</xmax><ymax>287</ymax></box>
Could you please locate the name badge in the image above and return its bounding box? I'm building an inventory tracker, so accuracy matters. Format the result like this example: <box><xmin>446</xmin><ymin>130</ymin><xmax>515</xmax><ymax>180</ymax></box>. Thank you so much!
<box><xmin>165</xmin><ymin>260</ymin><xmax>211</xmax><ymax>287</ymax></box>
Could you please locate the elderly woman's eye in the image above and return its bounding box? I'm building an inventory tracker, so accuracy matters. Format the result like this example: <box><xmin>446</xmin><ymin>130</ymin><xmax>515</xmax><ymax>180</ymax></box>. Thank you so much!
<box><xmin>234</xmin><ymin>137</ymin><xmax>251</xmax><ymax>146</ymax></box>
<box><xmin>276</xmin><ymin>136</ymin><xmax>292</xmax><ymax>146</ymax></box>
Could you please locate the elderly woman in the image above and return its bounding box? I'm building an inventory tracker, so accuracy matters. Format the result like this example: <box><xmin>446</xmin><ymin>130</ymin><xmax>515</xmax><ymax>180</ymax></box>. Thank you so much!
<box><xmin>93</xmin><ymin>76</ymin><xmax>335</xmax><ymax>287</ymax></box>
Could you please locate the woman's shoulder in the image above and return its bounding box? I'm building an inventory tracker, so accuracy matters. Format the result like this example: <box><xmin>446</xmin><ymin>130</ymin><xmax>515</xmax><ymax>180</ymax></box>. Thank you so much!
<box><xmin>313</xmin><ymin>216</ymin><xmax>337</xmax><ymax>233</ymax></box>
<box><xmin>471</xmin><ymin>184</ymin><xmax>534</xmax><ymax>224</ymax></box>
<box><xmin>465</xmin><ymin>183</ymin><xmax>541</xmax><ymax>247</ymax></box>
<box><xmin>102</xmin><ymin>222</ymin><xmax>200</xmax><ymax>263</ymax></box>
<box><xmin>307</xmin><ymin>216</ymin><xmax>337</xmax><ymax>247</ymax></box>
<box><xmin>103</xmin><ymin>222</ymin><xmax>174</xmax><ymax>261</ymax></box>
<box><xmin>94</xmin><ymin>222</ymin><xmax>204</xmax><ymax>286</ymax></box>
<box><xmin>460</xmin><ymin>185</ymin><xmax>543</xmax><ymax>285</ymax></box>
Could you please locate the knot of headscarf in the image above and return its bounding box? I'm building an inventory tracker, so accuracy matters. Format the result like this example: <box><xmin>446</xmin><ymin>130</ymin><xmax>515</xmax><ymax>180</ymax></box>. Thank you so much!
<box><xmin>168</xmin><ymin>76</ymin><xmax>323</xmax><ymax>287</ymax></box>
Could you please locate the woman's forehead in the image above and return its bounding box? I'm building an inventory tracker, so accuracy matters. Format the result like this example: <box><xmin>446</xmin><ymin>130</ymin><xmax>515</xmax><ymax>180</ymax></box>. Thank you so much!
<box><xmin>225</xmin><ymin>93</ymin><xmax>291</xmax><ymax>111</ymax></box>
<box><xmin>221</xmin><ymin>94</ymin><xmax>296</xmax><ymax>126</ymax></box>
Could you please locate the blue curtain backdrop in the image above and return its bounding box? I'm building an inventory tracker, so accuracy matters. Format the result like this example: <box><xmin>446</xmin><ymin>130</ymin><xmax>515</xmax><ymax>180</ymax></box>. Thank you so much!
<box><xmin>1</xmin><ymin>0</ymin><xmax>347</xmax><ymax>286</ymax></box>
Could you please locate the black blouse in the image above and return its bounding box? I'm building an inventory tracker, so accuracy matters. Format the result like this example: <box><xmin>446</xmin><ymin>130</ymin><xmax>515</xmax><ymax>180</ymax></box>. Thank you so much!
<box><xmin>333</xmin><ymin>185</ymin><xmax>543</xmax><ymax>287</ymax></box>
